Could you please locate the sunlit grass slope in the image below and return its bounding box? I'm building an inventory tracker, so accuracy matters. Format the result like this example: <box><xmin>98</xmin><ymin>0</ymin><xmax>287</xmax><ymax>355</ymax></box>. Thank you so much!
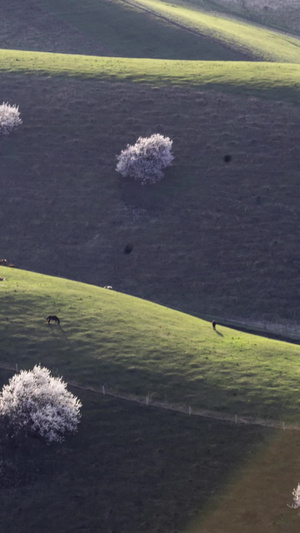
<box><xmin>2</xmin><ymin>49</ymin><xmax>300</xmax><ymax>102</ymax></box>
<box><xmin>44</xmin><ymin>0</ymin><xmax>300</xmax><ymax>63</ymax></box>
<box><xmin>38</xmin><ymin>0</ymin><xmax>246</xmax><ymax>60</ymax></box>
<box><xmin>176</xmin><ymin>0</ymin><xmax>300</xmax><ymax>38</ymax></box>
<box><xmin>124</xmin><ymin>0</ymin><xmax>300</xmax><ymax>63</ymax></box>
<box><xmin>1</xmin><ymin>267</ymin><xmax>300</xmax><ymax>421</ymax></box>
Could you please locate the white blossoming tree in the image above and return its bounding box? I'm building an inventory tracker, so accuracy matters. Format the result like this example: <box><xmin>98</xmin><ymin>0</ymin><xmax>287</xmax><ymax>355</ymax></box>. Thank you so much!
<box><xmin>289</xmin><ymin>483</ymin><xmax>300</xmax><ymax>509</ymax></box>
<box><xmin>0</xmin><ymin>102</ymin><xmax>22</xmax><ymax>134</ymax></box>
<box><xmin>116</xmin><ymin>133</ymin><xmax>174</xmax><ymax>185</ymax></box>
<box><xmin>0</xmin><ymin>365</ymin><xmax>82</xmax><ymax>444</ymax></box>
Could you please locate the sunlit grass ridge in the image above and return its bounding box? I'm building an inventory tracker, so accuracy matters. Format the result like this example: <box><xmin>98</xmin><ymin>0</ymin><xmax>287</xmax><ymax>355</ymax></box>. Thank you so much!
<box><xmin>2</xmin><ymin>49</ymin><xmax>300</xmax><ymax>102</ymax></box>
<box><xmin>2</xmin><ymin>268</ymin><xmax>300</xmax><ymax>422</ymax></box>
<box><xmin>119</xmin><ymin>0</ymin><xmax>300</xmax><ymax>63</ymax></box>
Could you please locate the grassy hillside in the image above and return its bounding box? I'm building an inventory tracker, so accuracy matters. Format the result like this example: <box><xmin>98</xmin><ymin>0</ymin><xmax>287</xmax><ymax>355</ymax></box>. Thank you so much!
<box><xmin>1</xmin><ymin>381</ymin><xmax>291</xmax><ymax>533</ymax></box>
<box><xmin>1</xmin><ymin>67</ymin><xmax>300</xmax><ymax>325</ymax></box>
<box><xmin>1</xmin><ymin>2</ymin><xmax>300</xmax><ymax>329</ymax></box>
<box><xmin>1</xmin><ymin>267</ymin><xmax>300</xmax><ymax>421</ymax></box>
<box><xmin>2</xmin><ymin>49</ymin><xmax>300</xmax><ymax>99</ymax></box>
<box><xmin>2</xmin><ymin>1</ymin><xmax>300</xmax><ymax>532</ymax></box>
<box><xmin>105</xmin><ymin>0</ymin><xmax>300</xmax><ymax>63</ymax></box>
<box><xmin>174</xmin><ymin>0</ymin><xmax>300</xmax><ymax>38</ymax></box>
<box><xmin>3</xmin><ymin>0</ymin><xmax>300</xmax><ymax>62</ymax></box>
<box><xmin>1</xmin><ymin>387</ymin><xmax>300</xmax><ymax>533</ymax></box>
<box><xmin>38</xmin><ymin>0</ymin><xmax>300</xmax><ymax>62</ymax></box>
<box><xmin>1</xmin><ymin>269</ymin><xmax>300</xmax><ymax>532</ymax></box>
<box><xmin>0</xmin><ymin>0</ymin><xmax>249</xmax><ymax>61</ymax></box>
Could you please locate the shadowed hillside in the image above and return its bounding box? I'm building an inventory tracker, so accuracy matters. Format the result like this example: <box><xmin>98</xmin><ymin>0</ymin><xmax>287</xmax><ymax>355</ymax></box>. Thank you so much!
<box><xmin>1</xmin><ymin>70</ymin><xmax>300</xmax><ymax>324</ymax></box>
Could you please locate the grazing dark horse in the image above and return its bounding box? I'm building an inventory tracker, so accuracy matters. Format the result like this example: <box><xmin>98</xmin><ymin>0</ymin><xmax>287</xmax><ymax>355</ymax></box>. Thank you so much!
<box><xmin>212</xmin><ymin>320</ymin><xmax>217</xmax><ymax>330</ymax></box>
<box><xmin>46</xmin><ymin>315</ymin><xmax>60</xmax><ymax>325</ymax></box>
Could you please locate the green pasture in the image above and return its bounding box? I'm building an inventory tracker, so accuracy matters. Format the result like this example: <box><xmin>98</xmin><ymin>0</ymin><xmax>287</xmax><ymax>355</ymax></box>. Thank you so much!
<box><xmin>2</xmin><ymin>49</ymin><xmax>300</xmax><ymax>102</ymax></box>
<box><xmin>122</xmin><ymin>0</ymin><xmax>300</xmax><ymax>63</ymax></box>
<box><xmin>2</xmin><ymin>1</ymin><xmax>300</xmax><ymax>532</ymax></box>
<box><xmin>41</xmin><ymin>0</ymin><xmax>300</xmax><ymax>62</ymax></box>
<box><xmin>1</xmin><ymin>65</ymin><xmax>300</xmax><ymax>325</ymax></box>
<box><xmin>172</xmin><ymin>0</ymin><xmax>300</xmax><ymax>37</ymax></box>
<box><xmin>1</xmin><ymin>267</ymin><xmax>300</xmax><ymax>421</ymax></box>
<box><xmin>38</xmin><ymin>0</ymin><xmax>244</xmax><ymax>60</ymax></box>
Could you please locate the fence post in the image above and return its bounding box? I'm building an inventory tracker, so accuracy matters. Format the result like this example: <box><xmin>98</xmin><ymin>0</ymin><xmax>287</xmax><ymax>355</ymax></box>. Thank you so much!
<box><xmin>102</xmin><ymin>385</ymin><xmax>105</xmax><ymax>396</ymax></box>
<box><xmin>146</xmin><ymin>395</ymin><xmax>149</xmax><ymax>406</ymax></box>
<box><xmin>283</xmin><ymin>421</ymin><xmax>285</xmax><ymax>431</ymax></box>
<box><xmin>235</xmin><ymin>414</ymin><xmax>238</xmax><ymax>424</ymax></box>
<box><xmin>188</xmin><ymin>406</ymin><xmax>192</xmax><ymax>416</ymax></box>
<box><xmin>15</xmin><ymin>363</ymin><xmax>19</xmax><ymax>373</ymax></box>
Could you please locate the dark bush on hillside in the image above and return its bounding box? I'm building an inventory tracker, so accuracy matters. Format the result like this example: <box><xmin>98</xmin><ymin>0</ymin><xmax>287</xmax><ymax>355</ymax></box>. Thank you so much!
<box><xmin>124</xmin><ymin>243</ymin><xmax>134</xmax><ymax>254</ymax></box>
<box><xmin>116</xmin><ymin>134</ymin><xmax>174</xmax><ymax>185</ymax></box>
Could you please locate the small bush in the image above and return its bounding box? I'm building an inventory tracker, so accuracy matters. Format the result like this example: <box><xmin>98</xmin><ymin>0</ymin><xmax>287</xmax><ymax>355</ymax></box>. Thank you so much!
<box><xmin>116</xmin><ymin>133</ymin><xmax>174</xmax><ymax>185</ymax></box>
<box><xmin>0</xmin><ymin>102</ymin><xmax>22</xmax><ymax>135</ymax></box>
<box><xmin>0</xmin><ymin>365</ymin><xmax>82</xmax><ymax>444</ymax></box>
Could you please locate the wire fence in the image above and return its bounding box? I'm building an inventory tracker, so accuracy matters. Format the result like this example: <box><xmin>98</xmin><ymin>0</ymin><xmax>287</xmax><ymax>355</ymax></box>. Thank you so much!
<box><xmin>1</xmin><ymin>346</ymin><xmax>300</xmax><ymax>433</ymax></box>
<box><xmin>68</xmin><ymin>381</ymin><xmax>300</xmax><ymax>432</ymax></box>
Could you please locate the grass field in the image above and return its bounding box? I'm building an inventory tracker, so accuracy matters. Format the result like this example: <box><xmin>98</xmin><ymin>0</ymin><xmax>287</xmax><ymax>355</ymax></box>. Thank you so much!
<box><xmin>106</xmin><ymin>0</ymin><xmax>300</xmax><ymax>63</ymax></box>
<box><xmin>1</xmin><ymin>268</ymin><xmax>300</xmax><ymax>421</ymax></box>
<box><xmin>1</xmin><ymin>3</ymin><xmax>300</xmax><ymax>328</ymax></box>
<box><xmin>1</xmin><ymin>68</ymin><xmax>300</xmax><ymax>325</ymax></box>
<box><xmin>1</xmin><ymin>270</ymin><xmax>300</xmax><ymax>531</ymax></box>
<box><xmin>36</xmin><ymin>0</ymin><xmax>300</xmax><ymax>62</ymax></box>
<box><xmin>2</xmin><ymin>1</ymin><xmax>300</xmax><ymax>530</ymax></box>
<box><xmin>3</xmin><ymin>0</ymin><xmax>300</xmax><ymax>62</ymax></box>
<box><xmin>0</xmin><ymin>0</ymin><xmax>249</xmax><ymax>61</ymax></box>
<box><xmin>182</xmin><ymin>0</ymin><xmax>300</xmax><ymax>37</ymax></box>
<box><xmin>2</xmin><ymin>49</ymin><xmax>300</xmax><ymax>99</ymax></box>
<box><xmin>1</xmin><ymin>387</ymin><xmax>300</xmax><ymax>533</ymax></box>
<box><xmin>0</xmin><ymin>381</ymin><xmax>285</xmax><ymax>533</ymax></box>
<box><xmin>169</xmin><ymin>0</ymin><xmax>300</xmax><ymax>38</ymax></box>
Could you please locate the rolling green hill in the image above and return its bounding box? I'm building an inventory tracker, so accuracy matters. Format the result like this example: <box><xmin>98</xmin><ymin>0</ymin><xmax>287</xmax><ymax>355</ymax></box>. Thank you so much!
<box><xmin>0</xmin><ymin>0</ymin><xmax>249</xmax><ymax>61</ymax></box>
<box><xmin>1</xmin><ymin>63</ymin><xmax>300</xmax><ymax>325</ymax></box>
<box><xmin>1</xmin><ymin>267</ymin><xmax>300</xmax><ymax>421</ymax></box>
<box><xmin>103</xmin><ymin>0</ymin><xmax>300</xmax><ymax>63</ymax></box>
<box><xmin>1</xmin><ymin>1</ymin><xmax>300</xmax><ymax>332</ymax></box>
<box><xmin>174</xmin><ymin>0</ymin><xmax>300</xmax><ymax>38</ymax></box>
<box><xmin>1</xmin><ymin>268</ymin><xmax>300</xmax><ymax>532</ymax></box>
<box><xmin>4</xmin><ymin>0</ymin><xmax>300</xmax><ymax>61</ymax></box>
<box><xmin>2</xmin><ymin>1</ymin><xmax>300</xmax><ymax>532</ymax></box>
<box><xmin>2</xmin><ymin>49</ymin><xmax>300</xmax><ymax>99</ymax></box>
<box><xmin>166</xmin><ymin>0</ymin><xmax>300</xmax><ymax>36</ymax></box>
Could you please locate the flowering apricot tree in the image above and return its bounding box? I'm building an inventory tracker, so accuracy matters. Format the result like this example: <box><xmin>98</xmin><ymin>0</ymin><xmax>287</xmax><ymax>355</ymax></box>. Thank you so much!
<box><xmin>116</xmin><ymin>133</ymin><xmax>174</xmax><ymax>185</ymax></box>
<box><xmin>0</xmin><ymin>102</ymin><xmax>22</xmax><ymax>134</ymax></box>
<box><xmin>0</xmin><ymin>365</ymin><xmax>82</xmax><ymax>444</ymax></box>
<box><xmin>290</xmin><ymin>483</ymin><xmax>300</xmax><ymax>509</ymax></box>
